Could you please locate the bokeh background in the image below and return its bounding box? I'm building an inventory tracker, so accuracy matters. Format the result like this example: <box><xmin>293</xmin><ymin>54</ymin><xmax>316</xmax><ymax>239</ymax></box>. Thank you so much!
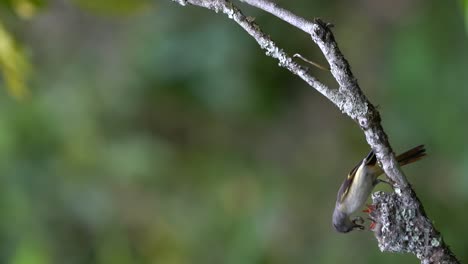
<box><xmin>0</xmin><ymin>0</ymin><xmax>467</xmax><ymax>263</ymax></box>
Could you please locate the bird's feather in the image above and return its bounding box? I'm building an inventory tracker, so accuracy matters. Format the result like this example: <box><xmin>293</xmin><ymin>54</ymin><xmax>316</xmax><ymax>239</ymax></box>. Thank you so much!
<box><xmin>338</xmin><ymin>149</ymin><xmax>375</xmax><ymax>203</ymax></box>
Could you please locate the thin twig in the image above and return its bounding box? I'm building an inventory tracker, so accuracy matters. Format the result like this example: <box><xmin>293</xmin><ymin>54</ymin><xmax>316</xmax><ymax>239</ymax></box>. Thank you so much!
<box><xmin>239</xmin><ymin>0</ymin><xmax>315</xmax><ymax>33</ymax></box>
<box><xmin>293</xmin><ymin>53</ymin><xmax>330</xmax><ymax>71</ymax></box>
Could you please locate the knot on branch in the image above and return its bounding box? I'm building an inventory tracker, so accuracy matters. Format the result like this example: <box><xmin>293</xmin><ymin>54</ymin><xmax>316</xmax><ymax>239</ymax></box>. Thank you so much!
<box><xmin>370</xmin><ymin>191</ymin><xmax>456</xmax><ymax>263</ymax></box>
<box><xmin>312</xmin><ymin>18</ymin><xmax>335</xmax><ymax>43</ymax></box>
<box><xmin>357</xmin><ymin>104</ymin><xmax>381</xmax><ymax>129</ymax></box>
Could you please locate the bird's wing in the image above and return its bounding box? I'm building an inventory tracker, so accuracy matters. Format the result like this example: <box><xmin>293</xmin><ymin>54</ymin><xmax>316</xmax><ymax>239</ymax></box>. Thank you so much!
<box><xmin>337</xmin><ymin>149</ymin><xmax>375</xmax><ymax>203</ymax></box>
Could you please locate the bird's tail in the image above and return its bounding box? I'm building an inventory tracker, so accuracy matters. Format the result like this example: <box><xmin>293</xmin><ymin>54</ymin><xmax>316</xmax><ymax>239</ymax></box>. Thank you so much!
<box><xmin>396</xmin><ymin>145</ymin><xmax>426</xmax><ymax>167</ymax></box>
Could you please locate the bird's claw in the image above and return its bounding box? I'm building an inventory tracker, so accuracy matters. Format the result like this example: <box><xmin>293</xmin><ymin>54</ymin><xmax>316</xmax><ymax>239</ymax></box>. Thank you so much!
<box><xmin>363</xmin><ymin>204</ymin><xmax>376</xmax><ymax>214</ymax></box>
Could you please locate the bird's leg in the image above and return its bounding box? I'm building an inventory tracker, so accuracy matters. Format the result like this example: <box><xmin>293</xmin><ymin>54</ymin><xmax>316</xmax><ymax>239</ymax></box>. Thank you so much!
<box><xmin>373</xmin><ymin>178</ymin><xmax>392</xmax><ymax>187</ymax></box>
<box><xmin>362</xmin><ymin>204</ymin><xmax>376</xmax><ymax>213</ymax></box>
<box><xmin>363</xmin><ymin>205</ymin><xmax>378</xmax><ymax>231</ymax></box>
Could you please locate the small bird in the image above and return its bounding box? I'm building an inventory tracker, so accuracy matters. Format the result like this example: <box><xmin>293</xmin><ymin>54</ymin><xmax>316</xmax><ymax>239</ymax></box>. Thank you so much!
<box><xmin>332</xmin><ymin>145</ymin><xmax>426</xmax><ymax>233</ymax></box>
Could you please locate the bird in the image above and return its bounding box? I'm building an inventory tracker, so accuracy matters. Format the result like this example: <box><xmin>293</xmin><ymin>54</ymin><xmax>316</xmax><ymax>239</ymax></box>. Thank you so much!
<box><xmin>332</xmin><ymin>145</ymin><xmax>426</xmax><ymax>233</ymax></box>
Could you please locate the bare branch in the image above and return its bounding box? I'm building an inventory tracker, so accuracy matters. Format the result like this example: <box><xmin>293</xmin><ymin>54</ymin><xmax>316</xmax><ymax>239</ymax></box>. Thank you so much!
<box><xmin>172</xmin><ymin>0</ymin><xmax>343</xmax><ymax>105</ymax></box>
<box><xmin>239</xmin><ymin>0</ymin><xmax>315</xmax><ymax>33</ymax></box>
<box><xmin>236</xmin><ymin>0</ymin><xmax>408</xmax><ymax>187</ymax></box>
<box><xmin>170</xmin><ymin>0</ymin><xmax>460</xmax><ymax>263</ymax></box>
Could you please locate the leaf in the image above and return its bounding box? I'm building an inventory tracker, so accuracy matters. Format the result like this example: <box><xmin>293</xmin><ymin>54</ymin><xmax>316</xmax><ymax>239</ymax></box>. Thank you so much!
<box><xmin>11</xmin><ymin>0</ymin><xmax>45</xmax><ymax>19</ymax></box>
<box><xmin>0</xmin><ymin>21</ymin><xmax>31</xmax><ymax>99</ymax></box>
<box><xmin>0</xmin><ymin>0</ymin><xmax>46</xmax><ymax>19</ymax></box>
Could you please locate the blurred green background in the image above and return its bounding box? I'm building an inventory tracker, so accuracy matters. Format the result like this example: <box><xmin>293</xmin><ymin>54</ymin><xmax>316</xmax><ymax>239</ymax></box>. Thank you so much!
<box><xmin>0</xmin><ymin>0</ymin><xmax>467</xmax><ymax>263</ymax></box>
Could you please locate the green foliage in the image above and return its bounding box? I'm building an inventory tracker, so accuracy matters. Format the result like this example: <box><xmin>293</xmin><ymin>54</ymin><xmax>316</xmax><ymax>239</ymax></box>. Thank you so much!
<box><xmin>0</xmin><ymin>22</ymin><xmax>30</xmax><ymax>99</ymax></box>
<box><xmin>0</xmin><ymin>0</ymin><xmax>46</xmax><ymax>19</ymax></box>
<box><xmin>72</xmin><ymin>0</ymin><xmax>151</xmax><ymax>16</ymax></box>
<box><xmin>0</xmin><ymin>0</ymin><xmax>47</xmax><ymax>99</ymax></box>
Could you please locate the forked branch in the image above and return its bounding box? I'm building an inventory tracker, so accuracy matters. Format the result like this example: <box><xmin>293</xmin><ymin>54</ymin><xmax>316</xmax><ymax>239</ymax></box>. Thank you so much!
<box><xmin>170</xmin><ymin>0</ymin><xmax>459</xmax><ymax>263</ymax></box>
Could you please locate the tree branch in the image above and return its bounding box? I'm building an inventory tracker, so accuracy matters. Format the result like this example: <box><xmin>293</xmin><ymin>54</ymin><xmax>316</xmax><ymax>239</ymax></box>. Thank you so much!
<box><xmin>238</xmin><ymin>0</ymin><xmax>407</xmax><ymax>188</ymax></box>
<box><xmin>170</xmin><ymin>0</ymin><xmax>460</xmax><ymax>263</ymax></box>
<box><xmin>172</xmin><ymin>0</ymin><xmax>343</xmax><ymax>105</ymax></box>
